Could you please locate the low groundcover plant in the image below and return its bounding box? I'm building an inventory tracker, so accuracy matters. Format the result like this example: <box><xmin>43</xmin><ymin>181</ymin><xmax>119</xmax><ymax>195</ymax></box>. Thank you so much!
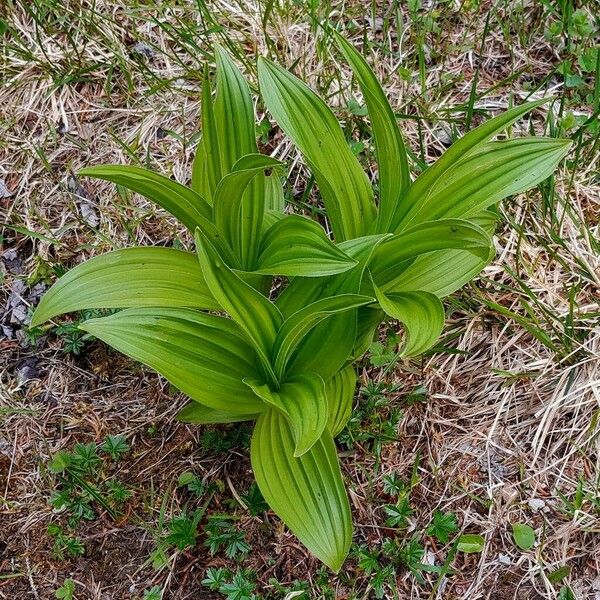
<box><xmin>31</xmin><ymin>34</ymin><xmax>570</xmax><ymax>571</ymax></box>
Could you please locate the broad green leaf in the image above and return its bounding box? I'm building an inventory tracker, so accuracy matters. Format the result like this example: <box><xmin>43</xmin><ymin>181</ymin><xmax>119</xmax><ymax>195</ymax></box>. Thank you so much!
<box><xmin>334</xmin><ymin>32</ymin><xmax>410</xmax><ymax>232</ymax></box>
<box><xmin>246</xmin><ymin>373</ymin><xmax>328</xmax><ymax>457</ymax></box>
<box><xmin>80</xmin><ymin>308</ymin><xmax>264</xmax><ymax>414</ymax></box>
<box><xmin>374</xmin><ymin>287</ymin><xmax>445</xmax><ymax>356</ymax></box>
<box><xmin>456</xmin><ymin>534</ymin><xmax>485</xmax><ymax>554</ymax></box>
<box><xmin>214</xmin><ymin>47</ymin><xmax>286</xmax><ymax>263</ymax></box>
<box><xmin>256</xmin><ymin>215</ymin><xmax>357</xmax><ymax>277</ymax></box>
<box><xmin>370</xmin><ymin>219</ymin><xmax>492</xmax><ymax>291</ymax></box>
<box><xmin>272</xmin><ymin>294</ymin><xmax>374</xmax><ymax>378</ymax></box>
<box><xmin>193</xmin><ymin>211</ymin><xmax>240</xmax><ymax>268</ymax></box>
<box><xmin>191</xmin><ymin>137</ymin><xmax>208</xmax><ymax>197</ymax></box>
<box><xmin>264</xmin><ymin>170</ymin><xmax>285</xmax><ymax>212</ymax></box>
<box><xmin>391</xmin><ymin>249</ymin><xmax>490</xmax><ymax>298</ymax></box>
<box><xmin>251</xmin><ymin>408</ymin><xmax>352</xmax><ymax>571</ymax></box>
<box><xmin>326</xmin><ymin>366</ymin><xmax>357</xmax><ymax>437</ymax></box>
<box><xmin>191</xmin><ymin>46</ymin><xmax>257</xmax><ymax>199</ymax></box>
<box><xmin>400</xmin><ymin>138</ymin><xmax>572</xmax><ymax>229</ymax></box>
<box><xmin>212</xmin><ymin>154</ymin><xmax>284</xmax><ymax>268</ymax></box>
<box><xmin>30</xmin><ymin>248</ymin><xmax>218</xmax><ymax>327</ymax></box>
<box><xmin>280</xmin><ymin>235</ymin><xmax>388</xmax><ymax>380</ymax></box>
<box><xmin>386</xmin><ymin>211</ymin><xmax>497</xmax><ymax>298</ymax></box>
<box><xmin>176</xmin><ymin>401</ymin><xmax>259</xmax><ymax>424</ymax></box>
<box><xmin>195</xmin><ymin>232</ymin><xmax>282</xmax><ymax>382</ymax></box>
<box><xmin>391</xmin><ymin>98</ymin><xmax>551</xmax><ymax>230</ymax></box>
<box><xmin>512</xmin><ymin>523</ymin><xmax>536</xmax><ymax>551</ymax></box>
<box><xmin>258</xmin><ymin>57</ymin><xmax>376</xmax><ymax>241</ymax></box>
<box><xmin>275</xmin><ymin>234</ymin><xmax>388</xmax><ymax>318</ymax></box>
<box><xmin>79</xmin><ymin>165</ymin><xmax>211</xmax><ymax>232</ymax></box>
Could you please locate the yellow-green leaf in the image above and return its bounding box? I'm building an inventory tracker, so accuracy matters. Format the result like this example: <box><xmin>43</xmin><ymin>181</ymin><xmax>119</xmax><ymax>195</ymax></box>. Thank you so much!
<box><xmin>251</xmin><ymin>408</ymin><xmax>352</xmax><ymax>571</ymax></box>
<box><xmin>258</xmin><ymin>57</ymin><xmax>376</xmax><ymax>241</ymax></box>
<box><xmin>30</xmin><ymin>248</ymin><xmax>218</xmax><ymax>327</ymax></box>
<box><xmin>79</xmin><ymin>165</ymin><xmax>211</xmax><ymax>232</ymax></box>
<box><xmin>80</xmin><ymin>308</ymin><xmax>263</xmax><ymax>414</ymax></box>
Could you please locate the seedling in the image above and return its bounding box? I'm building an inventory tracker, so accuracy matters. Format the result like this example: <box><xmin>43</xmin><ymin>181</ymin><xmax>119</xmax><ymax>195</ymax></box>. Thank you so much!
<box><xmin>55</xmin><ymin>578</ymin><xmax>76</xmax><ymax>600</ymax></box>
<box><xmin>204</xmin><ymin>516</ymin><xmax>251</xmax><ymax>559</ymax></box>
<box><xmin>142</xmin><ymin>586</ymin><xmax>163</xmax><ymax>600</ymax></box>
<box><xmin>165</xmin><ymin>509</ymin><xmax>203</xmax><ymax>550</ymax></box>
<box><xmin>47</xmin><ymin>524</ymin><xmax>85</xmax><ymax>560</ymax></box>
<box><xmin>426</xmin><ymin>510</ymin><xmax>459</xmax><ymax>544</ymax></box>
<box><xmin>47</xmin><ymin>436</ymin><xmax>131</xmax><ymax>534</ymax></box>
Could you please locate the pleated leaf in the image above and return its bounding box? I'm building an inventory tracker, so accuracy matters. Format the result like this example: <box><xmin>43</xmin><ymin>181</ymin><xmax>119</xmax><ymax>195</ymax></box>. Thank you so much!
<box><xmin>212</xmin><ymin>154</ymin><xmax>284</xmax><ymax>268</ymax></box>
<box><xmin>375</xmin><ymin>287</ymin><xmax>445</xmax><ymax>356</ymax></box>
<box><xmin>251</xmin><ymin>408</ymin><xmax>352</xmax><ymax>571</ymax></box>
<box><xmin>334</xmin><ymin>32</ymin><xmax>410</xmax><ymax>232</ymax></box>
<box><xmin>370</xmin><ymin>219</ymin><xmax>492</xmax><ymax>291</ymax></box>
<box><xmin>177</xmin><ymin>401</ymin><xmax>259</xmax><ymax>424</ymax></box>
<box><xmin>80</xmin><ymin>308</ymin><xmax>264</xmax><ymax>414</ymax></box>
<box><xmin>195</xmin><ymin>231</ymin><xmax>282</xmax><ymax>381</ymax></box>
<box><xmin>191</xmin><ymin>46</ymin><xmax>257</xmax><ymax>200</ymax></box>
<box><xmin>246</xmin><ymin>373</ymin><xmax>328</xmax><ymax>457</ymax></box>
<box><xmin>391</xmin><ymin>98</ymin><xmax>551</xmax><ymax>231</ymax></box>
<box><xmin>196</xmin><ymin>66</ymin><xmax>222</xmax><ymax>201</ymax></box>
<box><xmin>386</xmin><ymin>210</ymin><xmax>498</xmax><ymax>298</ymax></box>
<box><xmin>79</xmin><ymin>165</ymin><xmax>211</xmax><ymax>232</ymax></box>
<box><xmin>264</xmin><ymin>171</ymin><xmax>285</xmax><ymax>212</ymax></box>
<box><xmin>280</xmin><ymin>235</ymin><xmax>388</xmax><ymax>380</ymax></box>
<box><xmin>272</xmin><ymin>294</ymin><xmax>373</xmax><ymax>378</ymax></box>
<box><xmin>326</xmin><ymin>366</ymin><xmax>357</xmax><ymax>437</ymax></box>
<box><xmin>258</xmin><ymin>57</ymin><xmax>376</xmax><ymax>241</ymax></box>
<box><xmin>401</xmin><ymin>138</ymin><xmax>572</xmax><ymax>229</ymax></box>
<box><xmin>256</xmin><ymin>215</ymin><xmax>357</xmax><ymax>277</ymax></box>
<box><xmin>30</xmin><ymin>248</ymin><xmax>218</xmax><ymax>327</ymax></box>
<box><xmin>213</xmin><ymin>45</ymin><xmax>258</xmax><ymax>172</ymax></box>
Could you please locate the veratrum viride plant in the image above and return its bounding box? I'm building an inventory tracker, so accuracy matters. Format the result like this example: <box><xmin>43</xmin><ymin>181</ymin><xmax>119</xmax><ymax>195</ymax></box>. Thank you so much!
<box><xmin>32</xmin><ymin>35</ymin><xmax>571</xmax><ymax>571</ymax></box>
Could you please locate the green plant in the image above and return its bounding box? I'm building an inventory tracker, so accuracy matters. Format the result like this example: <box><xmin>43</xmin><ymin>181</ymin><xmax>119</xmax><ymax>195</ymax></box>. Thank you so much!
<box><xmin>202</xmin><ymin>568</ymin><xmax>258</xmax><ymax>600</ymax></box>
<box><xmin>165</xmin><ymin>509</ymin><xmax>203</xmax><ymax>550</ymax></box>
<box><xmin>142</xmin><ymin>586</ymin><xmax>163</xmax><ymax>600</ymax></box>
<box><xmin>204</xmin><ymin>516</ymin><xmax>251</xmax><ymax>559</ymax></box>
<box><xmin>31</xmin><ymin>32</ymin><xmax>571</xmax><ymax>572</ymax></box>
<box><xmin>426</xmin><ymin>510</ymin><xmax>459</xmax><ymax>543</ymax></box>
<box><xmin>101</xmin><ymin>434</ymin><xmax>129</xmax><ymax>460</ymax></box>
<box><xmin>47</xmin><ymin>524</ymin><xmax>85</xmax><ymax>560</ymax></box>
<box><xmin>47</xmin><ymin>436</ymin><xmax>131</xmax><ymax>535</ymax></box>
<box><xmin>512</xmin><ymin>522</ymin><xmax>536</xmax><ymax>551</ymax></box>
<box><xmin>55</xmin><ymin>578</ymin><xmax>75</xmax><ymax>600</ymax></box>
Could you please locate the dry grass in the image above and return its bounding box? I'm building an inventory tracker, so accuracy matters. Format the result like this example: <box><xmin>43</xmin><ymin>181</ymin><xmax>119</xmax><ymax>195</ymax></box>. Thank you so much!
<box><xmin>1</xmin><ymin>1</ymin><xmax>598</xmax><ymax>599</ymax></box>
